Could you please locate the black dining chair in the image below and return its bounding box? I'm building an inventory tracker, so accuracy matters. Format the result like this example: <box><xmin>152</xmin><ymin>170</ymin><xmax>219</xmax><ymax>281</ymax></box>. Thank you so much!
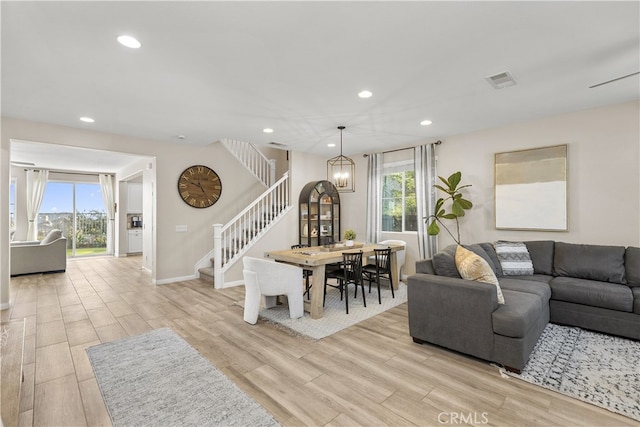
<box><xmin>291</xmin><ymin>244</ymin><xmax>312</xmax><ymax>299</ymax></box>
<box><xmin>324</xmin><ymin>251</ymin><xmax>366</xmax><ymax>314</ymax></box>
<box><xmin>362</xmin><ymin>247</ymin><xmax>395</xmax><ymax>304</ymax></box>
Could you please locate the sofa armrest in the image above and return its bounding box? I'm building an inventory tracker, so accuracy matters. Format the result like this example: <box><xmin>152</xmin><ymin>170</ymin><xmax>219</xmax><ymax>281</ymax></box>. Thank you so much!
<box><xmin>407</xmin><ymin>273</ymin><xmax>498</xmax><ymax>362</ymax></box>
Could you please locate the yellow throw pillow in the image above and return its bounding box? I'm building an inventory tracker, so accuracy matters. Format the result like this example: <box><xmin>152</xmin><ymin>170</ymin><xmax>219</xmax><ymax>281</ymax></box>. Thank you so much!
<box><xmin>455</xmin><ymin>245</ymin><xmax>505</xmax><ymax>304</ymax></box>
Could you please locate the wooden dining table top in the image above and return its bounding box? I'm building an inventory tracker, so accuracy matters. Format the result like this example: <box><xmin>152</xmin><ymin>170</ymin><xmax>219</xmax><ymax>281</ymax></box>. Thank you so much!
<box><xmin>264</xmin><ymin>242</ymin><xmax>403</xmax><ymax>266</ymax></box>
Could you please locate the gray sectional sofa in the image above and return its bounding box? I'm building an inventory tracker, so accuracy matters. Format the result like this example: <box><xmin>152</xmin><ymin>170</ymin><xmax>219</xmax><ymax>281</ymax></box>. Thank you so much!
<box><xmin>407</xmin><ymin>241</ymin><xmax>640</xmax><ymax>372</ymax></box>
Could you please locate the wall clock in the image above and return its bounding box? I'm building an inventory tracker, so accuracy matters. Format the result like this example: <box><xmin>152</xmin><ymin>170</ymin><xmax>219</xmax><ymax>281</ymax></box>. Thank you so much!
<box><xmin>177</xmin><ymin>165</ymin><xmax>222</xmax><ymax>208</ymax></box>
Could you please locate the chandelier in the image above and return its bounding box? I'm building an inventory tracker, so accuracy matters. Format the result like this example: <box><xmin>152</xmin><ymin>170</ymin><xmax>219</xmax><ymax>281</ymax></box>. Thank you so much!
<box><xmin>327</xmin><ymin>126</ymin><xmax>355</xmax><ymax>192</ymax></box>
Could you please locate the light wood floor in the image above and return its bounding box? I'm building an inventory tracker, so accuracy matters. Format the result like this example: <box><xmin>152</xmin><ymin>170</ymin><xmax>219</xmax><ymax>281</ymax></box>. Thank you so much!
<box><xmin>1</xmin><ymin>255</ymin><xmax>635</xmax><ymax>427</ymax></box>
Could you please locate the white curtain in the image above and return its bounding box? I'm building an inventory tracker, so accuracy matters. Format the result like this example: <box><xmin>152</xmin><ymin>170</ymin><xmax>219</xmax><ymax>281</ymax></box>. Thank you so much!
<box><xmin>365</xmin><ymin>152</ymin><xmax>383</xmax><ymax>244</ymax></box>
<box><xmin>99</xmin><ymin>174</ymin><xmax>116</xmax><ymax>254</ymax></box>
<box><xmin>26</xmin><ymin>169</ymin><xmax>49</xmax><ymax>241</ymax></box>
<box><xmin>415</xmin><ymin>144</ymin><xmax>438</xmax><ymax>259</ymax></box>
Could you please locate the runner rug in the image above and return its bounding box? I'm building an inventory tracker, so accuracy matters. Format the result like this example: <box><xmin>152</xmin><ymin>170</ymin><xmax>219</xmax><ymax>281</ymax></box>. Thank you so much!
<box><xmin>502</xmin><ymin>323</ymin><xmax>640</xmax><ymax>421</ymax></box>
<box><xmin>87</xmin><ymin>328</ymin><xmax>279</xmax><ymax>427</ymax></box>
<box><xmin>258</xmin><ymin>281</ymin><xmax>407</xmax><ymax>339</ymax></box>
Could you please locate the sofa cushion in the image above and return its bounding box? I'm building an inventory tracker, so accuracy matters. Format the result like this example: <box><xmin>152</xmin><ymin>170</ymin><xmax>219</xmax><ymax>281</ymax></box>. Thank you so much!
<box><xmin>432</xmin><ymin>245</ymin><xmax>461</xmax><ymax>278</ymax></box>
<box><xmin>464</xmin><ymin>244</ymin><xmax>498</xmax><ymax>275</ymax></box>
<box><xmin>499</xmin><ymin>277</ymin><xmax>552</xmax><ymax>301</ymax></box>
<box><xmin>455</xmin><ymin>246</ymin><xmax>505</xmax><ymax>305</ymax></box>
<box><xmin>523</xmin><ymin>241</ymin><xmax>554</xmax><ymax>275</ymax></box>
<box><xmin>41</xmin><ymin>229</ymin><xmax>63</xmax><ymax>245</ymax></box>
<box><xmin>633</xmin><ymin>287</ymin><xmax>640</xmax><ymax>315</ymax></box>
<box><xmin>479</xmin><ymin>242</ymin><xmax>503</xmax><ymax>277</ymax></box>
<box><xmin>625</xmin><ymin>246</ymin><xmax>640</xmax><ymax>287</ymax></box>
<box><xmin>553</xmin><ymin>242</ymin><xmax>626</xmax><ymax>284</ymax></box>
<box><xmin>494</xmin><ymin>241</ymin><xmax>534</xmax><ymax>275</ymax></box>
<box><xmin>433</xmin><ymin>244</ymin><xmax>497</xmax><ymax>278</ymax></box>
<box><xmin>550</xmin><ymin>277</ymin><xmax>633</xmax><ymax>312</ymax></box>
<box><xmin>492</xmin><ymin>290</ymin><xmax>543</xmax><ymax>338</ymax></box>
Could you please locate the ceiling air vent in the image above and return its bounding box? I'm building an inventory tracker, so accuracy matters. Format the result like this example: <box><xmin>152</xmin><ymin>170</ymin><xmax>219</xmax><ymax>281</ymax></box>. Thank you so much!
<box><xmin>485</xmin><ymin>71</ymin><xmax>517</xmax><ymax>89</ymax></box>
<box><xmin>268</xmin><ymin>141</ymin><xmax>288</xmax><ymax>147</ymax></box>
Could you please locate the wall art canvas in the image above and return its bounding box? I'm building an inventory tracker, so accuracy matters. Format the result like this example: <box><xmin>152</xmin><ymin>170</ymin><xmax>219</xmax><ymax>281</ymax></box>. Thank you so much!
<box><xmin>495</xmin><ymin>145</ymin><xmax>567</xmax><ymax>231</ymax></box>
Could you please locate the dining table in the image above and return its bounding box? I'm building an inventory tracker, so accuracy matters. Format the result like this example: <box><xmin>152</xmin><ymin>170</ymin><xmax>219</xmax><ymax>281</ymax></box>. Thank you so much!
<box><xmin>264</xmin><ymin>242</ymin><xmax>403</xmax><ymax>319</ymax></box>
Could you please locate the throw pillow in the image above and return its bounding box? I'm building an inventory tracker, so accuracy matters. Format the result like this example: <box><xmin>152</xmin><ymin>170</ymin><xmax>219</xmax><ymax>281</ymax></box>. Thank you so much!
<box><xmin>493</xmin><ymin>241</ymin><xmax>534</xmax><ymax>276</ymax></box>
<box><xmin>455</xmin><ymin>245</ymin><xmax>505</xmax><ymax>304</ymax></box>
<box><xmin>40</xmin><ymin>229</ymin><xmax>63</xmax><ymax>245</ymax></box>
<box><xmin>432</xmin><ymin>244</ymin><xmax>462</xmax><ymax>278</ymax></box>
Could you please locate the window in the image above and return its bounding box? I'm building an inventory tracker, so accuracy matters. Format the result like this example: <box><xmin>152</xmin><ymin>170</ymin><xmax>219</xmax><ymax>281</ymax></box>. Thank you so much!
<box><xmin>382</xmin><ymin>160</ymin><xmax>417</xmax><ymax>232</ymax></box>
<box><xmin>39</xmin><ymin>179</ymin><xmax>108</xmax><ymax>256</ymax></box>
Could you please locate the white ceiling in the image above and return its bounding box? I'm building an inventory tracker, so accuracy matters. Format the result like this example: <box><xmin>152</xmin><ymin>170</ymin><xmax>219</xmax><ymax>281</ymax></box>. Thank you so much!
<box><xmin>9</xmin><ymin>140</ymin><xmax>149</xmax><ymax>174</ymax></box>
<box><xmin>2</xmin><ymin>1</ymin><xmax>639</xmax><ymax>172</ymax></box>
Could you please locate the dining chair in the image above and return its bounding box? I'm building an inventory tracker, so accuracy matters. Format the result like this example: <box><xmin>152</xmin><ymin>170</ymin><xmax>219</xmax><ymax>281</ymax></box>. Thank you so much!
<box><xmin>291</xmin><ymin>244</ymin><xmax>312</xmax><ymax>299</ymax></box>
<box><xmin>362</xmin><ymin>247</ymin><xmax>395</xmax><ymax>304</ymax></box>
<box><xmin>366</xmin><ymin>239</ymin><xmax>406</xmax><ymax>283</ymax></box>
<box><xmin>324</xmin><ymin>251</ymin><xmax>366</xmax><ymax>314</ymax></box>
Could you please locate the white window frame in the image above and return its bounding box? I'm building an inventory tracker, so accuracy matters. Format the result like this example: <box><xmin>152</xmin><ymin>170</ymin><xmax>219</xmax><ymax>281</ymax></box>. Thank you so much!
<box><xmin>381</xmin><ymin>159</ymin><xmax>417</xmax><ymax>233</ymax></box>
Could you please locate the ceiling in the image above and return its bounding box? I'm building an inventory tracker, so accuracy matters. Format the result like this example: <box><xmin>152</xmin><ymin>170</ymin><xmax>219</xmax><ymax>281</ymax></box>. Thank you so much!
<box><xmin>2</xmin><ymin>1</ymin><xmax>639</xmax><ymax>171</ymax></box>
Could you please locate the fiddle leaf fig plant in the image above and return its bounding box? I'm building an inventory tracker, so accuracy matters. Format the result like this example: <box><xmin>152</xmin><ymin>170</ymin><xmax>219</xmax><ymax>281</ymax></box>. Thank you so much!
<box><xmin>425</xmin><ymin>171</ymin><xmax>473</xmax><ymax>244</ymax></box>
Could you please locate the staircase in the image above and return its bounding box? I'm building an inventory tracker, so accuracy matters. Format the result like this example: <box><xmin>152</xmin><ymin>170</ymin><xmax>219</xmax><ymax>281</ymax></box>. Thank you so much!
<box><xmin>196</xmin><ymin>139</ymin><xmax>291</xmax><ymax>287</ymax></box>
<box><xmin>220</xmin><ymin>138</ymin><xmax>276</xmax><ymax>187</ymax></box>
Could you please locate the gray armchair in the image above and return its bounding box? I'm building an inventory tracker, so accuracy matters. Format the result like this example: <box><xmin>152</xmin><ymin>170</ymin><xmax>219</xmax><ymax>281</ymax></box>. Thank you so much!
<box><xmin>10</xmin><ymin>229</ymin><xmax>67</xmax><ymax>276</ymax></box>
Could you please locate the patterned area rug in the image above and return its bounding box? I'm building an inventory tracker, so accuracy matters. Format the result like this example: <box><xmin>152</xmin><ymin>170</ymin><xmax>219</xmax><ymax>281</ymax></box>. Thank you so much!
<box><xmin>504</xmin><ymin>323</ymin><xmax>640</xmax><ymax>421</ymax></box>
<box><xmin>87</xmin><ymin>328</ymin><xmax>279</xmax><ymax>427</ymax></box>
<box><xmin>258</xmin><ymin>281</ymin><xmax>407</xmax><ymax>339</ymax></box>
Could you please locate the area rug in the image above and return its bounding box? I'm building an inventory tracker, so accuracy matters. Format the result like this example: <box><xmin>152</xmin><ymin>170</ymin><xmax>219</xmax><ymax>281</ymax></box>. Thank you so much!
<box><xmin>258</xmin><ymin>281</ymin><xmax>407</xmax><ymax>339</ymax></box>
<box><xmin>87</xmin><ymin>328</ymin><xmax>279</xmax><ymax>427</ymax></box>
<box><xmin>502</xmin><ymin>323</ymin><xmax>640</xmax><ymax>421</ymax></box>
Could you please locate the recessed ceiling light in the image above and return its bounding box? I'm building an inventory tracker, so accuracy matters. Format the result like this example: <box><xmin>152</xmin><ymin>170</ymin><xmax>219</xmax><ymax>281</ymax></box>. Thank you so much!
<box><xmin>117</xmin><ymin>35</ymin><xmax>142</xmax><ymax>49</ymax></box>
<box><xmin>327</xmin><ymin>143</ymin><xmax>336</xmax><ymax>148</ymax></box>
<box><xmin>263</xmin><ymin>128</ymin><xmax>274</xmax><ymax>133</ymax></box>
<box><xmin>358</xmin><ymin>90</ymin><xmax>373</xmax><ymax>98</ymax></box>
<box><xmin>80</xmin><ymin>117</ymin><xmax>95</xmax><ymax>123</ymax></box>
<box><xmin>420</xmin><ymin>119</ymin><xmax>433</xmax><ymax>126</ymax></box>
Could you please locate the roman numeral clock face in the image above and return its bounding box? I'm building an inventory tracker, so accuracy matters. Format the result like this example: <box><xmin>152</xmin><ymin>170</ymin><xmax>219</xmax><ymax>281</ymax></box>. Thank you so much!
<box><xmin>177</xmin><ymin>165</ymin><xmax>222</xmax><ymax>208</ymax></box>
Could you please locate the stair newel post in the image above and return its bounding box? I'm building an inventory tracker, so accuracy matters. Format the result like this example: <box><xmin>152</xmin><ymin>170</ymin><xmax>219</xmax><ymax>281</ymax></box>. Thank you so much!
<box><xmin>213</xmin><ymin>223</ymin><xmax>223</xmax><ymax>288</ymax></box>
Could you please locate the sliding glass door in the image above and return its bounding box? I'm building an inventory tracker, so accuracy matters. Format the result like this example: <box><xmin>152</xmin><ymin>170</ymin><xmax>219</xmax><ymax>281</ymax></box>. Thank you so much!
<box><xmin>39</xmin><ymin>181</ymin><xmax>108</xmax><ymax>257</ymax></box>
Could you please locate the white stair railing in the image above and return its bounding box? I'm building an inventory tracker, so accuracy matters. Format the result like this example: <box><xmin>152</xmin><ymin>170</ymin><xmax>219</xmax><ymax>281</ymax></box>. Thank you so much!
<box><xmin>221</xmin><ymin>139</ymin><xmax>276</xmax><ymax>187</ymax></box>
<box><xmin>213</xmin><ymin>172</ymin><xmax>290</xmax><ymax>287</ymax></box>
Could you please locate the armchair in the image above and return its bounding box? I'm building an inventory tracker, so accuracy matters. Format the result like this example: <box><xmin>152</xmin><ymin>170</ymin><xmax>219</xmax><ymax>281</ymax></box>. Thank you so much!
<box><xmin>242</xmin><ymin>256</ymin><xmax>304</xmax><ymax>324</ymax></box>
<box><xmin>11</xmin><ymin>229</ymin><xmax>67</xmax><ymax>276</ymax></box>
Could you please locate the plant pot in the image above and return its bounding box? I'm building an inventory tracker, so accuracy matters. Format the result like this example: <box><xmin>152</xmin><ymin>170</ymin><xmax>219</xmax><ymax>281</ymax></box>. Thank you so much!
<box><xmin>345</xmin><ymin>240</ymin><xmax>354</xmax><ymax>247</ymax></box>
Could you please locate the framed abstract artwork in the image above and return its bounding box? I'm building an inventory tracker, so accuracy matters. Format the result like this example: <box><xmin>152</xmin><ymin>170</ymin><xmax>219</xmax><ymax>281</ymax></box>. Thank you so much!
<box><xmin>495</xmin><ymin>144</ymin><xmax>567</xmax><ymax>231</ymax></box>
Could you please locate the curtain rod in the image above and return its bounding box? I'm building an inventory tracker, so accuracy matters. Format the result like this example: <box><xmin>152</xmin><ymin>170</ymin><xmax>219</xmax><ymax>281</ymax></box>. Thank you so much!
<box><xmin>362</xmin><ymin>140</ymin><xmax>442</xmax><ymax>157</ymax></box>
<box><xmin>22</xmin><ymin>168</ymin><xmax>114</xmax><ymax>176</ymax></box>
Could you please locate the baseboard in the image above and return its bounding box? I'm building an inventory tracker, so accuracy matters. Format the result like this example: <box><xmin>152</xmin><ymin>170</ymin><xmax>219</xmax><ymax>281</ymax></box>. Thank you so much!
<box><xmin>220</xmin><ymin>279</ymin><xmax>244</xmax><ymax>289</ymax></box>
<box><xmin>153</xmin><ymin>274</ymin><xmax>196</xmax><ymax>285</ymax></box>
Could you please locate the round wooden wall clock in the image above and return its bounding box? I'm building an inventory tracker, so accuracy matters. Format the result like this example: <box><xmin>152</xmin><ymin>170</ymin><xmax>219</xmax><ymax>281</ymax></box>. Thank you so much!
<box><xmin>177</xmin><ymin>165</ymin><xmax>222</xmax><ymax>208</ymax></box>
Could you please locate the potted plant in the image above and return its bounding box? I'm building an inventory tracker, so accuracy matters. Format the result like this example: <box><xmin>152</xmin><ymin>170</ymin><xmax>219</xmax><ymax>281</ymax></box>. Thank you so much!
<box><xmin>425</xmin><ymin>171</ymin><xmax>473</xmax><ymax>244</ymax></box>
<box><xmin>343</xmin><ymin>229</ymin><xmax>356</xmax><ymax>246</ymax></box>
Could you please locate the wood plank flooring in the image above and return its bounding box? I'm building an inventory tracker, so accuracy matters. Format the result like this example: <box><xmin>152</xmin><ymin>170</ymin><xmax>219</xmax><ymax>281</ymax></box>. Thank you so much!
<box><xmin>1</xmin><ymin>255</ymin><xmax>635</xmax><ymax>427</ymax></box>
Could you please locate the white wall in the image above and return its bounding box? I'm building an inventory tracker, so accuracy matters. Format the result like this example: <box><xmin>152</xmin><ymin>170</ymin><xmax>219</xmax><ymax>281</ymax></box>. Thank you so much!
<box><xmin>0</xmin><ymin>141</ymin><xmax>10</xmax><ymax>309</ymax></box>
<box><xmin>339</xmin><ymin>101</ymin><xmax>640</xmax><ymax>278</ymax></box>
<box><xmin>436</xmin><ymin>101</ymin><xmax>640</xmax><ymax>248</ymax></box>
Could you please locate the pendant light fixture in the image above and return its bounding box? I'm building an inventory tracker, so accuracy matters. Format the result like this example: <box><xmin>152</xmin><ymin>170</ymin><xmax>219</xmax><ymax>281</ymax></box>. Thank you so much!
<box><xmin>327</xmin><ymin>126</ymin><xmax>355</xmax><ymax>192</ymax></box>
